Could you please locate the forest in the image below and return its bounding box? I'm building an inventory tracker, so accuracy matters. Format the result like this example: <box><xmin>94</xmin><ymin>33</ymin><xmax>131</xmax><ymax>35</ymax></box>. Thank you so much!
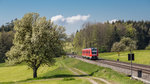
<box><xmin>1</xmin><ymin>19</ymin><xmax>150</xmax><ymax>62</ymax></box>
<box><xmin>73</xmin><ymin>20</ymin><xmax>150</xmax><ymax>54</ymax></box>
<box><xmin>0</xmin><ymin>20</ymin><xmax>15</xmax><ymax>62</ymax></box>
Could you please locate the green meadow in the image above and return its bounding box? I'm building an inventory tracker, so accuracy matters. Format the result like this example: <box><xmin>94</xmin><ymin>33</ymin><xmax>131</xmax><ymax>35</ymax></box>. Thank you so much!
<box><xmin>0</xmin><ymin>57</ymin><xmax>143</xmax><ymax>84</ymax></box>
<box><xmin>0</xmin><ymin>59</ymin><xmax>90</xmax><ymax>84</ymax></box>
<box><xmin>16</xmin><ymin>79</ymin><xmax>90</xmax><ymax>84</ymax></box>
<box><xmin>99</xmin><ymin>50</ymin><xmax>150</xmax><ymax>65</ymax></box>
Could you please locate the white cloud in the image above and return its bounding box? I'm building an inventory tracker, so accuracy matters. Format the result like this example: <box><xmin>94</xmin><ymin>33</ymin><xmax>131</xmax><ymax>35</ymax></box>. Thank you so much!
<box><xmin>66</xmin><ymin>14</ymin><xmax>90</xmax><ymax>23</ymax></box>
<box><xmin>51</xmin><ymin>15</ymin><xmax>65</xmax><ymax>22</ymax></box>
<box><xmin>109</xmin><ymin>19</ymin><xmax>118</xmax><ymax>23</ymax></box>
<box><xmin>51</xmin><ymin>14</ymin><xmax>90</xmax><ymax>24</ymax></box>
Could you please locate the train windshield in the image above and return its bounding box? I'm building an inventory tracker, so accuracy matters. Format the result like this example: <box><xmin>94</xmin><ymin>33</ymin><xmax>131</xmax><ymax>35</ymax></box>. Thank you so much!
<box><xmin>92</xmin><ymin>52</ymin><xmax>97</xmax><ymax>54</ymax></box>
<box><xmin>92</xmin><ymin>48</ymin><xmax>97</xmax><ymax>54</ymax></box>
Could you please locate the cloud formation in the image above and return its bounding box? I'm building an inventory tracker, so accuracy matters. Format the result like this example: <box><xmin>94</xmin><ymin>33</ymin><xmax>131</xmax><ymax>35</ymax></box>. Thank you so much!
<box><xmin>109</xmin><ymin>19</ymin><xmax>118</xmax><ymax>23</ymax></box>
<box><xmin>51</xmin><ymin>14</ymin><xmax>90</xmax><ymax>24</ymax></box>
<box><xmin>51</xmin><ymin>15</ymin><xmax>64</xmax><ymax>22</ymax></box>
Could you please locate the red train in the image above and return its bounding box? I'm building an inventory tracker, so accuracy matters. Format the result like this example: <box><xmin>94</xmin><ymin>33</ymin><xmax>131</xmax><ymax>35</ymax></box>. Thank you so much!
<box><xmin>82</xmin><ymin>48</ymin><xmax>98</xmax><ymax>60</ymax></box>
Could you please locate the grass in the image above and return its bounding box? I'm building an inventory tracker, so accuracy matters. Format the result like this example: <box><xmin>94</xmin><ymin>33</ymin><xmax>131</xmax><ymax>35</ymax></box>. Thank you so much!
<box><xmin>93</xmin><ymin>79</ymin><xmax>106</xmax><ymax>84</ymax></box>
<box><xmin>0</xmin><ymin>63</ymin><xmax>58</xmax><ymax>82</ymax></box>
<box><xmin>63</xmin><ymin>58</ymin><xmax>143</xmax><ymax>84</ymax></box>
<box><xmin>0</xmin><ymin>56</ymin><xmax>145</xmax><ymax>84</ymax></box>
<box><xmin>0</xmin><ymin>63</ymin><xmax>6</xmax><ymax>67</ymax></box>
<box><xmin>41</xmin><ymin>59</ymin><xmax>73</xmax><ymax>78</ymax></box>
<box><xmin>99</xmin><ymin>50</ymin><xmax>150</xmax><ymax>65</ymax></box>
<box><xmin>17</xmin><ymin>78</ymin><xmax>90</xmax><ymax>84</ymax></box>
<box><xmin>0</xmin><ymin>58</ymin><xmax>91</xmax><ymax>84</ymax></box>
<box><xmin>0</xmin><ymin>64</ymin><xmax>33</xmax><ymax>82</ymax></box>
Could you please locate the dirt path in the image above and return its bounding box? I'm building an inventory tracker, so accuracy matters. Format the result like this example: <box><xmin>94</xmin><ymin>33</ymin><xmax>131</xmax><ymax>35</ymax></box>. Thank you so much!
<box><xmin>64</xmin><ymin>65</ymin><xmax>98</xmax><ymax>84</ymax></box>
<box><xmin>62</xmin><ymin>62</ymin><xmax>111</xmax><ymax>84</ymax></box>
<box><xmin>73</xmin><ymin>67</ymin><xmax>111</xmax><ymax>84</ymax></box>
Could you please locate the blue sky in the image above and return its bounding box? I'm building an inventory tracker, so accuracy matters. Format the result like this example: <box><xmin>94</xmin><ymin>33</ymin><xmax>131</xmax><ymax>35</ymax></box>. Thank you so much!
<box><xmin>0</xmin><ymin>0</ymin><xmax>150</xmax><ymax>35</ymax></box>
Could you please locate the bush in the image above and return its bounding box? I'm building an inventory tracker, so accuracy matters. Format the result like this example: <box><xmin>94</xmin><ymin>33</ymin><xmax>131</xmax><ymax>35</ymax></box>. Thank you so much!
<box><xmin>111</xmin><ymin>42</ymin><xmax>126</xmax><ymax>52</ymax></box>
<box><xmin>120</xmin><ymin>37</ymin><xmax>137</xmax><ymax>50</ymax></box>
<box><xmin>145</xmin><ymin>45</ymin><xmax>150</xmax><ymax>50</ymax></box>
<box><xmin>111</xmin><ymin>37</ymin><xmax>137</xmax><ymax>52</ymax></box>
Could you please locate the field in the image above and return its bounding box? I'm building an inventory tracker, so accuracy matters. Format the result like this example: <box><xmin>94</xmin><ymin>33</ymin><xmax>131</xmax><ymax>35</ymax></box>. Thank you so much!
<box><xmin>0</xmin><ymin>57</ymin><xmax>143</xmax><ymax>84</ymax></box>
<box><xmin>99</xmin><ymin>50</ymin><xmax>150</xmax><ymax>65</ymax></box>
<box><xmin>0</xmin><ymin>59</ymin><xmax>90</xmax><ymax>84</ymax></box>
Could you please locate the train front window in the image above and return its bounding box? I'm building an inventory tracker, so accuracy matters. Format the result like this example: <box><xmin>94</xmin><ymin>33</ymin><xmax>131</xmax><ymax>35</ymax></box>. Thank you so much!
<box><xmin>92</xmin><ymin>52</ymin><xmax>97</xmax><ymax>54</ymax></box>
<box><xmin>92</xmin><ymin>48</ymin><xmax>97</xmax><ymax>54</ymax></box>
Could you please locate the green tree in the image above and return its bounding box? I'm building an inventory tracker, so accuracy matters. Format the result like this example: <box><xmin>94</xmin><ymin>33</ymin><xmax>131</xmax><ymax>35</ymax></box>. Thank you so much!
<box><xmin>0</xmin><ymin>32</ymin><xmax>2</xmax><ymax>62</ymax></box>
<box><xmin>6</xmin><ymin>13</ymin><xmax>65</xmax><ymax>78</ymax></box>
<box><xmin>111</xmin><ymin>42</ymin><xmax>126</xmax><ymax>52</ymax></box>
<box><xmin>0</xmin><ymin>31</ymin><xmax>14</xmax><ymax>62</ymax></box>
<box><xmin>125</xmin><ymin>24</ymin><xmax>136</xmax><ymax>39</ymax></box>
<box><xmin>72</xmin><ymin>20</ymin><xmax>150</xmax><ymax>53</ymax></box>
<box><xmin>0</xmin><ymin>19</ymin><xmax>16</xmax><ymax>32</ymax></box>
<box><xmin>111</xmin><ymin>37</ymin><xmax>136</xmax><ymax>52</ymax></box>
<box><xmin>73</xmin><ymin>31</ymin><xmax>83</xmax><ymax>54</ymax></box>
<box><xmin>120</xmin><ymin>37</ymin><xmax>137</xmax><ymax>51</ymax></box>
<box><xmin>0</xmin><ymin>20</ymin><xmax>15</xmax><ymax>62</ymax></box>
<box><xmin>106</xmin><ymin>25</ymin><xmax>120</xmax><ymax>51</ymax></box>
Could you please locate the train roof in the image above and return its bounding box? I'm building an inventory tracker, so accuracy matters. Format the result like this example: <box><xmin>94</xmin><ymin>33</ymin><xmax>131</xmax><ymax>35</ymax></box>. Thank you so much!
<box><xmin>82</xmin><ymin>48</ymin><xmax>97</xmax><ymax>50</ymax></box>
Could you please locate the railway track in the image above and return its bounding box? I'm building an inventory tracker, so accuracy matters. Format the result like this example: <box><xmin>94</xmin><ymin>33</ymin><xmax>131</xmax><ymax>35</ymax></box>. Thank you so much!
<box><xmin>67</xmin><ymin>54</ymin><xmax>150</xmax><ymax>83</ymax></box>
<box><xmin>96</xmin><ymin>59</ymin><xmax>150</xmax><ymax>74</ymax></box>
<box><xmin>95</xmin><ymin>59</ymin><xmax>150</xmax><ymax>74</ymax></box>
<box><xmin>69</xmin><ymin>55</ymin><xmax>150</xmax><ymax>75</ymax></box>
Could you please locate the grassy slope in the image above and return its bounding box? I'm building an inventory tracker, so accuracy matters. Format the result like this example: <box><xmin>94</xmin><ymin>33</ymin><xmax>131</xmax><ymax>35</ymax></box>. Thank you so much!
<box><xmin>63</xmin><ymin>58</ymin><xmax>143</xmax><ymax>84</ymax></box>
<box><xmin>99</xmin><ymin>50</ymin><xmax>150</xmax><ymax>65</ymax></box>
<box><xmin>17</xmin><ymin>79</ymin><xmax>90</xmax><ymax>84</ymax></box>
<box><xmin>0</xmin><ymin>59</ymin><xmax>90</xmax><ymax>84</ymax></box>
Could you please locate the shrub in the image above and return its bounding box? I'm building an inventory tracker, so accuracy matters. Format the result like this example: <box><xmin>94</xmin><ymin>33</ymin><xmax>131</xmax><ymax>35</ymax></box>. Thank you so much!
<box><xmin>120</xmin><ymin>37</ymin><xmax>137</xmax><ymax>50</ymax></box>
<box><xmin>111</xmin><ymin>37</ymin><xmax>137</xmax><ymax>52</ymax></box>
<box><xmin>111</xmin><ymin>42</ymin><xmax>126</xmax><ymax>52</ymax></box>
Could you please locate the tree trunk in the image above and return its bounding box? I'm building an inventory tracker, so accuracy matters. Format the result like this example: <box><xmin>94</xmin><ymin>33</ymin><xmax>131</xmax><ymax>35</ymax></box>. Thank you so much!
<box><xmin>33</xmin><ymin>67</ymin><xmax>37</xmax><ymax>78</ymax></box>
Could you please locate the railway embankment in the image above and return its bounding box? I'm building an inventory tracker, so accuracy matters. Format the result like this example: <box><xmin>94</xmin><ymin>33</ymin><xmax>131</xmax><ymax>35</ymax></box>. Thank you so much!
<box><xmin>69</xmin><ymin>55</ymin><xmax>150</xmax><ymax>84</ymax></box>
<box><xmin>65</xmin><ymin>57</ymin><xmax>143</xmax><ymax>84</ymax></box>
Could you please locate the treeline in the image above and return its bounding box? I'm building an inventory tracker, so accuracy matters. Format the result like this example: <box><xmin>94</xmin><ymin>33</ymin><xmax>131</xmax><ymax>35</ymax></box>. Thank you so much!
<box><xmin>73</xmin><ymin>20</ymin><xmax>150</xmax><ymax>53</ymax></box>
<box><xmin>0</xmin><ymin>18</ymin><xmax>66</xmax><ymax>63</ymax></box>
<box><xmin>0</xmin><ymin>20</ymin><xmax>16</xmax><ymax>62</ymax></box>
